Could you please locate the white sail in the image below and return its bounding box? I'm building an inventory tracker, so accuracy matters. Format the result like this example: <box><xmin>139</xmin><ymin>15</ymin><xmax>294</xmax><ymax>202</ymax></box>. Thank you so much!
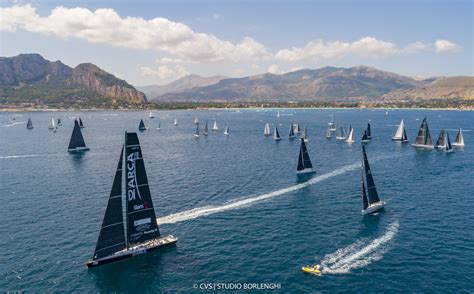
<box><xmin>325</xmin><ymin>126</ymin><xmax>332</xmax><ymax>138</ymax></box>
<box><xmin>277</xmin><ymin>111</ymin><xmax>280</xmax><ymax>118</ymax></box>
<box><xmin>174</xmin><ymin>118</ymin><xmax>178</xmax><ymax>126</ymax></box>
<box><xmin>224</xmin><ymin>124</ymin><xmax>229</xmax><ymax>135</ymax></box>
<box><xmin>48</xmin><ymin>117</ymin><xmax>55</xmax><ymax>130</ymax></box>
<box><xmin>393</xmin><ymin>120</ymin><xmax>404</xmax><ymax>140</ymax></box>
<box><xmin>264</xmin><ymin>123</ymin><xmax>271</xmax><ymax>136</ymax></box>
<box><xmin>212</xmin><ymin>120</ymin><xmax>218</xmax><ymax>131</ymax></box>
<box><xmin>149</xmin><ymin>112</ymin><xmax>154</xmax><ymax>118</ymax></box>
<box><xmin>194</xmin><ymin>117</ymin><xmax>199</xmax><ymax>124</ymax></box>
<box><xmin>452</xmin><ymin>128</ymin><xmax>465</xmax><ymax>147</ymax></box>
<box><xmin>346</xmin><ymin>128</ymin><xmax>355</xmax><ymax>143</ymax></box>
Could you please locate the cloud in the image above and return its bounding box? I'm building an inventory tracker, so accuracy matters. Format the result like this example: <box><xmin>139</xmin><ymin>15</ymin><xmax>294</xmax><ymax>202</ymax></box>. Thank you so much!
<box><xmin>0</xmin><ymin>4</ymin><xmax>269</xmax><ymax>63</ymax></box>
<box><xmin>212</xmin><ymin>13</ymin><xmax>221</xmax><ymax>20</ymax></box>
<box><xmin>435</xmin><ymin>39</ymin><xmax>462</xmax><ymax>53</ymax></box>
<box><xmin>267</xmin><ymin>64</ymin><xmax>280</xmax><ymax>74</ymax></box>
<box><xmin>402</xmin><ymin>41</ymin><xmax>430</xmax><ymax>54</ymax></box>
<box><xmin>140</xmin><ymin>65</ymin><xmax>188</xmax><ymax>80</ymax></box>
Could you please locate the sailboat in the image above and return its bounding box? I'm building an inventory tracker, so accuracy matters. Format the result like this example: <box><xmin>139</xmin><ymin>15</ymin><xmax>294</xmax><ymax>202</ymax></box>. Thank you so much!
<box><xmin>366</xmin><ymin>123</ymin><xmax>372</xmax><ymax>139</ymax></box>
<box><xmin>57</xmin><ymin>118</ymin><xmax>62</xmax><ymax>126</ymax></box>
<box><xmin>411</xmin><ymin>117</ymin><xmax>434</xmax><ymax>148</ymax></box>
<box><xmin>68</xmin><ymin>120</ymin><xmax>90</xmax><ymax>152</ymax></box>
<box><xmin>336</xmin><ymin>126</ymin><xmax>346</xmax><ymax>140</ymax></box>
<box><xmin>329</xmin><ymin>116</ymin><xmax>336</xmax><ymax>132</ymax></box>
<box><xmin>86</xmin><ymin>132</ymin><xmax>177</xmax><ymax>268</ymax></box>
<box><xmin>212</xmin><ymin>120</ymin><xmax>218</xmax><ymax>131</ymax></box>
<box><xmin>79</xmin><ymin>117</ymin><xmax>84</xmax><ymax>128</ymax></box>
<box><xmin>302</xmin><ymin>127</ymin><xmax>308</xmax><ymax>142</ymax></box>
<box><xmin>452</xmin><ymin>128</ymin><xmax>465</xmax><ymax>147</ymax></box>
<box><xmin>346</xmin><ymin>126</ymin><xmax>355</xmax><ymax>143</ymax></box>
<box><xmin>435</xmin><ymin>129</ymin><xmax>447</xmax><ymax>149</ymax></box>
<box><xmin>157</xmin><ymin>121</ymin><xmax>161</xmax><ymax>131</ymax></box>
<box><xmin>361</xmin><ymin>130</ymin><xmax>370</xmax><ymax>143</ymax></box>
<box><xmin>223</xmin><ymin>124</ymin><xmax>229</xmax><ymax>135</ymax></box>
<box><xmin>194</xmin><ymin>117</ymin><xmax>199</xmax><ymax>124</ymax></box>
<box><xmin>289</xmin><ymin>124</ymin><xmax>296</xmax><ymax>139</ymax></box>
<box><xmin>277</xmin><ymin>111</ymin><xmax>280</xmax><ymax>118</ymax></box>
<box><xmin>203</xmin><ymin>121</ymin><xmax>208</xmax><ymax>136</ymax></box>
<box><xmin>325</xmin><ymin>126</ymin><xmax>332</xmax><ymax>138</ymax></box>
<box><xmin>264</xmin><ymin>123</ymin><xmax>271</xmax><ymax>136</ymax></box>
<box><xmin>48</xmin><ymin>117</ymin><xmax>55</xmax><ymax>130</ymax></box>
<box><xmin>392</xmin><ymin>120</ymin><xmax>409</xmax><ymax>143</ymax></box>
<box><xmin>138</xmin><ymin>119</ymin><xmax>147</xmax><ymax>131</ymax></box>
<box><xmin>174</xmin><ymin>118</ymin><xmax>178</xmax><ymax>126</ymax></box>
<box><xmin>26</xmin><ymin>118</ymin><xmax>34</xmax><ymax>130</ymax></box>
<box><xmin>194</xmin><ymin>122</ymin><xmax>200</xmax><ymax>138</ymax></box>
<box><xmin>293</xmin><ymin>122</ymin><xmax>301</xmax><ymax>135</ymax></box>
<box><xmin>445</xmin><ymin>132</ymin><xmax>454</xmax><ymax>153</ymax></box>
<box><xmin>149</xmin><ymin>112</ymin><xmax>155</xmax><ymax>119</ymax></box>
<box><xmin>361</xmin><ymin>145</ymin><xmax>385</xmax><ymax>215</ymax></box>
<box><xmin>273</xmin><ymin>125</ymin><xmax>282</xmax><ymax>141</ymax></box>
<box><xmin>297</xmin><ymin>138</ymin><xmax>315</xmax><ymax>174</ymax></box>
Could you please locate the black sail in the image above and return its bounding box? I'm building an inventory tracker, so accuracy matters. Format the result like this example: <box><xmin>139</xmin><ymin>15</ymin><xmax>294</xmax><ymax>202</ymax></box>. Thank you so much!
<box><xmin>125</xmin><ymin>132</ymin><xmax>160</xmax><ymax>246</ymax></box>
<box><xmin>26</xmin><ymin>118</ymin><xmax>33</xmax><ymax>129</ymax></box>
<box><xmin>338</xmin><ymin>126</ymin><xmax>345</xmax><ymax>138</ymax></box>
<box><xmin>93</xmin><ymin>146</ymin><xmax>126</xmax><ymax>259</ymax></box>
<box><xmin>362</xmin><ymin>130</ymin><xmax>368</xmax><ymax>141</ymax></box>
<box><xmin>361</xmin><ymin>173</ymin><xmax>368</xmax><ymax>210</ymax></box>
<box><xmin>402</xmin><ymin>128</ymin><xmax>408</xmax><ymax>141</ymax></box>
<box><xmin>367</xmin><ymin>123</ymin><xmax>372</xmax><ymax>138</ymax></box>
<box><xmin>362</xmin><ymin>146</ymin><xmax>380</xmax><ymax>204</ymax></box>
<box><xmin>204</xmin><ymin>121</ymin><xmax>208</xmax><ymax>134</ymax></box>
<box><xmin>424</xmin><ymin>120</ymin><xmax>433</xmax><ymax>145</ymax></box>
<box><xmin>139</xmin><ymin>119</ymin><xmax>146</xmax><ymax>130</ymax></box>
<box><xmin>435</xmin><ymin>129</ymin><xmax>445</xmax><ymax>147</ymax></box>
<box><xmin>414</xmin><ymin>117</ymin><xmax>432</xmax><ymax>146</ymax></box>
<box><xmin>68</xmin><ymin>120</ymin><xmax>87</xmax><ymax>150</ymax></box>
<box><xmin>297</xmin><ymin>138</ymin><xmax>313</xmax><ymax>171</ymax></box>
<box><xmin>289</xmin><ymin>125</ymin><xmax>295</xmax><ymax>138</ymax></box>
<box><xmin>79</xmin><ymin>117</ymin><xmax>84</xmax><ymax>128</ymax></box>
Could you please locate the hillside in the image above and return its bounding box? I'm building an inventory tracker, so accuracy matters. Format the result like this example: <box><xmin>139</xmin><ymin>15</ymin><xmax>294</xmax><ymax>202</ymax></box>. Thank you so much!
<box><xmin>0</xmin><ymin>54</ymin><xmax>146</xmax><ymax>108</ymax></box>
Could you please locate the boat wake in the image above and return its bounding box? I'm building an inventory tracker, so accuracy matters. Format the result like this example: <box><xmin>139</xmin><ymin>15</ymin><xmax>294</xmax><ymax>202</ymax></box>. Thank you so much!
<box><xmin>0</xmin><ymin>154</ymin><xmax>39</xmax><ymax>159</ymax></box>
<box><xmin>157</xmin><ymin>162</ymin><xmax>361</xmax><ymax>225</ymax></box>
<box><xmin>320</xmin><ymin>221</ymin><xmax>399</xmax><ymax>274</ymax></box>
<box><xmin>2</xmin><ymin>121</ymin><xmax>26</xmax><ymax>127</ymax></box>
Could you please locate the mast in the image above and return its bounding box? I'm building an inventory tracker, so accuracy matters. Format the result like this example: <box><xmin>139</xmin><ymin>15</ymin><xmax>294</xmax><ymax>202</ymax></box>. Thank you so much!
<box><xmin>92</xmin><ymin>146</ymin><xmax>126</xmax><ymax>260</ymax></box>
<box><xmin>125</xmin><ymin>132</ymin><xmax>161</xmax><ymax>246</ymax></box>
<box><xmin>79</xmin><ymin>117</ymin><xmax>84</xmax><ymax>128</ymax></box>
<box><xmin>362</xmin><ymin>145</ymin><xmax>380</xmax><ymax>205</ymax></box>
<box><xmin>68</xmin><ymin>120</ymin><xmax>88</xmax><ymax>151</ymax></box>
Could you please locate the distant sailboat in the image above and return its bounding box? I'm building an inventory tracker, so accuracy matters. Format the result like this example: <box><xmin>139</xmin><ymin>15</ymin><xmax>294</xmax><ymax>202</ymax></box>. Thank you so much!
<box><xmin>174</xmin><ymin>118</ymin><xmax>178</xmax><ymax>126</ymax></box>
<box><xmin>194</xmin><ymin>122</ymin><xmax>200</xmax><ymax>138</ymax></box>
<box><xmin>392</xmin><ymin>120</ymin><xmax>409</xmax><ymax>143</ymax></box>
<box><xmin>194</xmin><ymin>117</ymin><xmax>199</xmax><ymax>124</ymax></box>
<box><xmin>435</xmin><ymin>129</ymin><xmax>447</xmax><ymax>149</ymax></box>
<box><xmin>346</xmin><ymin>126</ymin><xmax>355</xmax><ymax>143</ymax></box>
<box><xmin>224</xmin><ymin>124</ymin><xmax>229</xmax><ymax>135</ymax></box>
<box><xmin>274</xmin><ymin>125</ymin><xmax>282</xmax><ymax>141</ymax></box>
<box><xmin>361</xmin><ymin>145</ymin><xmax>385</xmax><ymax>215</ymax></box>
<box><xmin>68</xmin><ymin>120</ymin><xmax>90</xmax><ymax>152</ymax></box>
<box><xmin>203</xmin><ymin>121</ymin><xmax>208</xmax><ymax>136</ymax></box>
<box><xmin>336</xmin><ymin>126</ymin><xmax>346</xmax><ymax>140</ymax></box>
<box><xmin>302</xmin><ymin>126</ymin><xmax>308</xmax><ymax>142</ymax></box>
<box><xmin>411</xmin><ymin>117</ymin><xmax>433</xmax><ymax>148</ymax></box>
<box><xmin>452</xmin><ymin>128</ymin><xmax>465</xmax><ymax>147</ymax></box>
<box><xmin>79</xmin><ymin>117</ymin><xmax>84</xmax><ymax>128</ymax></box>
<box><xmin>361</xmin><ymin>130</ymin><xmax>370</xmax><ymax>143</ymax></box>
<box><xmin>48</xmin><ymin>117</ymin><xmax>55</xmax><ymax>130</ymax></box>
<box><xmin>138</xmin><ymin>119</ymin><xmax>147</xmax><ymax>131</ymax></box>
<box><xmin>325</xmin><ymin>126</ymin><xmax>332</xmax><ymax>138</ymax></box>
<box><xmin>297</xmin><ymin>138</ymin><xmax>315</xmax><ymax>174</ymax></box>
<box><xmin>57</xmin><ymin>118</ymin><xmax>62</xmax><ymax>126</ymax></box>
<box><xmin>293</xmin><ymin>122</ymin><xmax>301</xmax><ymax>134</ymax></box>
<box><xmin>329</xmin><ymin>116</ymin><xmax>336</xmax><ymax>132</ymax></box>
<box><xmin>264</xmin><ymin>123</ymin><xmax>271</xmax><ymax>136</ymax></box>
<box><xmin>366</xmin><ymin>123</ymin><xmax>372</xmax><ymax>139</ymax></box>
<box><xmin>86</xmin><ymin>132</ymin><xmax>177</xmax><ymax>268</ymax></box>
<box><xmin>26</xmin><ymin>118</ymin><xmax>34</xmax><ymax>130</ymax></box>
<box><xmin>289</xmin><ymin>124</ymin><xmax>296</xmax><ymax>139</ymax></box>
<box><xmin>445</xmin><ymin>132</ymin><xmax>454</xmax><ymax>153</ymax></box>
<box><xmin>212</xmin><ymin>120</ymin><xmax>218</xmax><ymax>131</ymax></box>
<box><xmin>149</xmin><ymin>112</ymin><xmax>155</xmax><ymax>119</ymax></box>
<box><xmin>277</xmin><ymin>111</ymin><xmax>280</xmax><ymax>118</ymax></box>
<box><xmin>157</xmin><ymin>121</ymin><xmax>161</xmax><ymax>131</ymax></box>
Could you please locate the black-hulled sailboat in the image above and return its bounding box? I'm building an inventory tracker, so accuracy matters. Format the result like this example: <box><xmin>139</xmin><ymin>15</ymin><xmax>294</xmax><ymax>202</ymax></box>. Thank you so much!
<box><xmin>361</xmin><ymin>145</ymin><xmax>385</xmax><ymax>215</ymax></box>
<box><xmin>138</xmin><ymin>119</ymin><xmax>147</xmax><ymax>131</ymax></box>
<box><xmin>361</xmin><ymin>130</ymin><xmax>370</xmax><ymax>143</ymax></box>
<box><xmin>411</xmin><ymin>117</ymin><xmax>433</xmax><ymax>148</ymax></box>
<box><xmin>452</xmin><ymin>128</ymin><xmax>465</xmax><ymax>147</ymax></box>
<box><xmin>336</xmin><ymin>126</ymin><xmax>345</xmax><ymax>140</ymax></box>
<box><xmin>274</xmin><ymin>125</ymin><xmax>282</xmax><ymax>141</ymax></box>
<box><xmin>392</xmin><ymin>119</ymin><xmax>409</xmax><ymax>143</ymax></box>
<box><xmin>86</xmin><ymin>132</ymin><xmax>177</xmax><ymax>268</ymax></box>
<box><xmin>203</xmin><ymin>121</ymin><xmax>208</xmax><ymax>136</ymax></box>
<box><xmin>26</xmin><ymin>118</ymin><xmax>34</xmax><ymax>130</ymax></box>
<box><xmin>68</xmin><ymin>120</ymin><xmax>90</xmax><ymax>152</ymax></box>
<box><xmin>297</xmin><ymin>138</ymin><xmax>315</xmax><ymax>174</ymax></box>
<box><xmin>289</xmin><ymin>124</ymin><xmax>296</xmax><ymax>139</ymax></box>
<box><xmin>79</xmin><ymin>117</ymin><xmax>84</xmax><ymax>128</ymax></box>
<box><xmin>57</xmin><ymin>118</ymin><xmax>62</xmax><ymax>126</ymax></box>
<box><xmin>445</xmin><ymin>132</ymin><xmax>454</xmax><ymax>153</ymax></box>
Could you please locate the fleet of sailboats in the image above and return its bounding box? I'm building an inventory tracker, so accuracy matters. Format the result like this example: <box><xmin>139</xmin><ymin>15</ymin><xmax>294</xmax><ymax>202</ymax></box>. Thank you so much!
<box><xmin>361</xmin><ymin>145</ymin><xmax>385</xmax><ymax>215</ymax></box>
<box><xmin>86</xmin><ymin>132</ymin><xmax>177</xmax><ymax>267</ymax></box>
<box><xmin>411</xmin><ymin>117</ymin><xmax>433</xmax><ymax>148</ymax></box>
<box><xmin>296</xmin><ymin>138</ymin><xmax>315</xmax><ymax>174</ymax></box>
<box><xmin>392</xmin><ymin>119</ymin><xmax>409</xmax><ymax>143</ymax></box>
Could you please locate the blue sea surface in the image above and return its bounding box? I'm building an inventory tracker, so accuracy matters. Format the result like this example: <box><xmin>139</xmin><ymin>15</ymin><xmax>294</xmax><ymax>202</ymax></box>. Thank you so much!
<box><xmin>0</xmin><ymin>109</ymin><xmax>473</xmax><ymax>292</ymax></box>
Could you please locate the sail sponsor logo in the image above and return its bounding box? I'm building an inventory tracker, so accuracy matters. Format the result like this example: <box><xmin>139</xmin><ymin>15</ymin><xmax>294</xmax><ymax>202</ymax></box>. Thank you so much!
<box><xmin>134</xmin><ymin>217</ymin><xmax>151</xmax><ymax>226</ymax></box>
<box><xmin>127</xmin><ymin>152</ymin><xmax>142</xmax><ymax>201</ymax></box>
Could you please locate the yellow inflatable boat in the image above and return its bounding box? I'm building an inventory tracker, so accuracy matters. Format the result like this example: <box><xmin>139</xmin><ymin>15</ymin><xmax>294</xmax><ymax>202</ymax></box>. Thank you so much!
<box><xmin>302</xmin><ymin>265</ymin><xmax>322</xmax><ymax>275</ymax></box>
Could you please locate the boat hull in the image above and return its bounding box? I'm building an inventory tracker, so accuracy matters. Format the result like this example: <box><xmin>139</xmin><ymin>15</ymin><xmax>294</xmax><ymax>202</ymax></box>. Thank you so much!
<box><xmin>361</xmin><ymin>201</ymin><xmax>385</xmax><ymax>215</ymax></box>
<box><xmin>86</xmin><ymin>235</ymin><xmax>177</xmax><ymax>268</ymax></box>
<box><xmin>392</xmin><ymin>137</ymin><xmax>409</xmax><ymax>143</ymax></box>
<box><xmin>302</xmin><ymin>266</ymin><xmax>321</xmax><ymax>275</ymax></box>
<box><xmin>451</xmin><ymin>143</ymin><xmax>464</xmax><ymax>147</ymax></box>
<box><xmin>68</xmin><ymin>147</ymin><xmax>90</xmax><ymax>153</ymax></box>
<box><xmin>411</xmin><ymin>143</ymin><xmax>434</xmax><ymax>149</ymax></box>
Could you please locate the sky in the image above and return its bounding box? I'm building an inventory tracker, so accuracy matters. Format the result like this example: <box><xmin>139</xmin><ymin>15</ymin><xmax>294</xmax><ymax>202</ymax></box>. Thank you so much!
<box><xmin>0</xmin><ymin>0</ymin><xmax>472</xmax><ymax>86</ymax></box>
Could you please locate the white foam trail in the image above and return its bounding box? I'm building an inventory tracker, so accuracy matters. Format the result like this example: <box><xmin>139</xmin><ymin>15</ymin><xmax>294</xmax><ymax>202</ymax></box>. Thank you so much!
<box><xmin>157</xmin><ymin>162</ymin><xmax>360</xmax><ymax>225</ymax></box>
<box><xmin>0</xmin><ymin>154</ymin><xmax>39</xmax><ymax>159</ymax></box>
<box><xmin>2</xmin><ymin>121</ymin><xmax>26</xmax><ymax>127</ymax></box>
<box><xmin>321</xmin><ymin>221</ymin><xmax>399</xmax><ymax>274</ymax></box>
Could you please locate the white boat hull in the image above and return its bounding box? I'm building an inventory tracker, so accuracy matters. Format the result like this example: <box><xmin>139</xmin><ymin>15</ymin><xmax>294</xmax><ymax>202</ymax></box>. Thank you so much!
<box><xmin>411</xmin><ymin>143</ymin><xmax>434</xmax><ymax>149</ymax></box>
<box><xmin>68</xmin><ymin>147</ymin><xmax>90</xmax><ymax>153</ymax></box>
<box><xmin>297</xmin><ymin>168</ymin><xmax>315</xmax><ymax>175</ymax></box>
<box><xmin>451</xmin><ymin>143</ymin><xmax>464</xmax><ymax>147</ymax></box>
<box><xmin>361</xmin><ymin>201</ymin><xmax>385</xmax><ymax>215</ymax></box>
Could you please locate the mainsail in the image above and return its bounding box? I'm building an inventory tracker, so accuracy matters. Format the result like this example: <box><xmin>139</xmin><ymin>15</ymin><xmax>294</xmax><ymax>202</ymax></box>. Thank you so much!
<box><xmin>125</xmin><ymin>132</ymin><xmax>161</xmax><ymax>246</ymax></box>
<box><xmin>366</xmin><ymin>123</ymin><xmax>372</xmax><ymax>138</ymax></box>
<box><xmin>346</xmin><ymin>126</ymin><xmax>355</xmax><ymax>143</ymax></box>
<box><xmin>325</xmin><ymin>126</ymin><xmax>332</xmax><ymax>138</ymax></box>
<box><xmin>289</xmin><ymin>124</ymin><xmax>295</xmax><ymax>139</ymax></box>
<box><xmin>26</xmin><ymin>118</ymin><xmax>33</xmax><ymax>129</ymax></box>
<box><xmin>224</xmin><ymin>124</ymin><xmax>229</xmax><ymax>135</ymax></box>
<box><xmin>413</xmin><ymin>117</ymin><xmax>433</xmax><ymax>147</ymax></box>
<box><xmin>174</xmin><ymin>118</ymin><xmax>178</xmax><ymax>126</ymax></box>
<box><xmin>362</xmin><ymin>145</ymin><xmax>380</xmax><ymax>204</ymax></box>
<box><xmin>68</xmin><ymin>120</ymin><xmax>88</xmax><ymax>151</ymax></box>
<box><xmin>336</xmin><ymin>126</ymin><xmax>345</xmax><ymax>140</ymax></box>
<box><xmin>264</xmin><ymin>123</ymin><xmax>271</xmax><ymax>136</ymax></box>
<box><xmin>435</xmin><ymin>129</ymin><xmax>446</xmax><ymax>148</ymax></box>
<box><xmin>446</xmin><ymin>132</ymin><xmax>453</xmax><ymax>152</ymax></box>
<box><xmin>49</xmin><ymin>117</ymin><xmax>55</xmax><ymax>129</ymax></box>
<box><xmin>302</xmin><ymin>127</ymin><xmax>308</xmax><ymax>142</ymax></box>
<box><xmin>203</xmin><ymin>121</ymin><xmax>208</xmax><ymax>135</ymax></box>
<box><xmin>194</xmin><ymin>122</ymin><xmax>200</xmax><ymax>137</ymax></box>
<box><xmin>393</xmin><ymin>120</ymin><xmax>405</xmax><ymax>140</ymax></box>
<box><xmin>297</xmin><ymin>138</ymin><xmax>313</xmax><ymax>172</ymax></box>
<box><xmin>212</xmin><ymin>120</ymin><xmax>218</xmax><ymax>131</ymax></box>
<box><xmin>274</xmin><ymin>126</ymin><xmax>281</xmax><ymax>140</ymax></box>
<box><xmin>93</xmin><ymin>146</ymin><xmax>126</xmax><ymax>260</ymax></box>
<box><xmin>453</xmin><ymin>128</ymin><xmax>465</xmax><ymax>146</ymax></box>
<box><xmin>79</xmin><ymin>117</ymin><xmax>84</xmax><ymax>128</ymax></box>
<box><xmin>361</xmin><ymin>173</ymin><xmax>369</xmax><ymax>210</ymax></box>
<box><xmin>139</xmin><ymin>119</ymin><xmax>147</xmax><ymax>130</ymax></box>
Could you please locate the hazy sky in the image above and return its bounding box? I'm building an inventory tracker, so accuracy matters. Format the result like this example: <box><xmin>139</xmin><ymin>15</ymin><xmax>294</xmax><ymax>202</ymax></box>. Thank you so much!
<box><xmin>1</xmin><ymin>0</ymin><xmax>472</xmax><ymax>86</ymax></box>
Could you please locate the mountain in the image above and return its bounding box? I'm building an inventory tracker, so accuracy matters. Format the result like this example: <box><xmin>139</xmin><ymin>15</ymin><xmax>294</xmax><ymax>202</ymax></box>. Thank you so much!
<box><xmin>139</xmin><ymin>74</ymin><xmax>227</xmax><ymax>100</ymax></box>
<box><xmin>155</xmin><ymin>66</ymin><xmax>426</xmax><ymax>102</ymax></box>
<box><xmin>382</xmin><ymin>76</ymin><xmax>474</xmax><ymax>100</ymax></box>
<box><xmin>0</xmin><ymin>53</ymin><xmax>146</xmax><ymax>107</ymax></box>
